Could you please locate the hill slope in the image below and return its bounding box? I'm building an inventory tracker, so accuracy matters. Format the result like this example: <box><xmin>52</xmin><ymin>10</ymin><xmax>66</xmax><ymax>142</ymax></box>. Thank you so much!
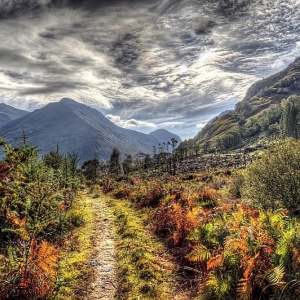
<box><xmin>0</xmin><ymin>103</ymin><xmax>28</xmax><ymax>128</ymax></box>
<box><xmin>0</xmin><ymin>98</ymin><xmax>160</xmax><ymax>163</ymax></box>
<box><xmin>193</xmin><ymin>57</ymin><xmax>300</xmax><ymax>150</ymax></box>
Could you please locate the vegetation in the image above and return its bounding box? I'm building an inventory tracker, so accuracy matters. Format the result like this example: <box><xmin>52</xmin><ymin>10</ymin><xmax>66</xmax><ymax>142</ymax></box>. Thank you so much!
<box><xmin>1</xmin><ymin>127</ymin><xmax>300</xmax><ymax>300</ymax></box>
<box><xmin>109</xmin><ymin>148</ymin><xmax>123</xmax><ymax>177</ymax></box>
<box><xmin>99</xmin><ymin>137</ymin><xmax>300</xmax><ymax>299</ymax></box>
<box><xmin>243</xmin><ymin>138</ymin><xmax>300</xmax><ymax>213</ymax></box>
<box><xmin>0</xmin><ymin>138</ymin><xmax>89</xmax><ymax>299</ymax></box>
<box><xmin>81</xmin><ymin>158</ymin><xmax>102</xmax><ymax>183</ymax></box>
<box><xmin>281</xmin><ymin>96</ymin><xmax>300</xmax><ymax>139</ymax></box>
<box><xmin>100</xmin><ymin>192</ymin><xmax>175</xmax><ymax>300</ymax></box>
<box><xmin>55</xmin><ymin>193</ymin><xmax>94</xmax><ymax>299</ymax></box>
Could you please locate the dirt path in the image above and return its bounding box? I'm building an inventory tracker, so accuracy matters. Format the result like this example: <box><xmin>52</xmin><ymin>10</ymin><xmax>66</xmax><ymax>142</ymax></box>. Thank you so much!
<box><xmin>86</xmin><ymin>195</ymin><xmax>117</xmax><ymax>300</ymax></box>
<box><xmin>84</xmin><ymin>192</ymin><xmax>190</xmax><ymax>300</ymax></box>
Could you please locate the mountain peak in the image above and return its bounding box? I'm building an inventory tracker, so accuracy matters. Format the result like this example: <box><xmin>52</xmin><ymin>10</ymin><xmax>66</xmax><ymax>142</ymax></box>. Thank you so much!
<box><xmin>0</xmin><ymin>103</ymin><xmax>10</xmax><ymax>108</ymax></box>
<box><xmin>0</xmin><ymin>99</ymin><xmax>161</xmax><ymax>164</ymax></box>
<box><xmin>149</xmin><ymin>129</ymin><xmax>182</xmax><ymax>144</ymax></box>
<box><xmin>59</xmin><ymin>98</ymin><xmax>79</xmax><ymax>105</ymax></box>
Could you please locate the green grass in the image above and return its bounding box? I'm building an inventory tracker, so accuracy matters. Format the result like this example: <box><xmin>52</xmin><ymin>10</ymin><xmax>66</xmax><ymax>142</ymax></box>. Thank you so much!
<box><xmin>103</xmin><ymin>195</ymin><xmax>176</xmax><ymax>300</ymax></box>
<box><xmin>54</xmin><ymin>192</ymin><xmax>94</xmax><ymax>299</ymax></box>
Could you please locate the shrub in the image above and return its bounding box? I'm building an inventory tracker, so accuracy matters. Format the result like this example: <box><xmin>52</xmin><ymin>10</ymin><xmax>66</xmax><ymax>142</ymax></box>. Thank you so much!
<box><xmin>136</xmin><ymin>183</ymin><xmax>167</xmax><ymax>208</ymax></box>
<box><xmin>242</xmin><ymin>138</ymin><xmax>300</xmax><ymax>213</ymax></box>
<box><xmin>229</xmin><ymin>173</ymin><xmax>244</xmax><ymax>198</ymax></box>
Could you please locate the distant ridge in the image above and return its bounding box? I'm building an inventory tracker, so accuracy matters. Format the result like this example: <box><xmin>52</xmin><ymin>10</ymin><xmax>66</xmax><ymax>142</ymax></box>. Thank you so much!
<box><xmin>0</xmin><ymin>98</ymin><xmax>161</xmax><ymax>163</ymax></box>
<box><xmin>149</xmin><ymin>129</ymin><xmax>182</xmax><ymax>144</ymax></box>
<box><xmin>0</xmin><ymin>103</ymin><xmax>28</xmax><ymax>128</ymax></box>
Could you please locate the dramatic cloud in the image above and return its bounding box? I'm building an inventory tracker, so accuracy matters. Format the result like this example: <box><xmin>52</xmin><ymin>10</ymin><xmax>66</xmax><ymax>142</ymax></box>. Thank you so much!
<box><xmin>106</xmin><ymin>114</ymin><xmax>157</xmax><ymax>129</ymax></box>
<box><xmin>0</xmin><ymin>0</ymin><xmax>299</xmax><ymax>139</ymax></box>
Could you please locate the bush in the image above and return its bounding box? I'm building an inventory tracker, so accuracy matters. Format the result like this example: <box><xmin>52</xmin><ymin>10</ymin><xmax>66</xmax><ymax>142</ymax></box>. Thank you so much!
<box><xmin>242</xmin><ymin>138</ymin><xmax>300</xmax><ymax>213</ymax></box>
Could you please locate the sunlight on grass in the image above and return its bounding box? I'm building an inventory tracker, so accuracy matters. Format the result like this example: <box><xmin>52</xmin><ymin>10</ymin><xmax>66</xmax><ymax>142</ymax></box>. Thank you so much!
<box><xmin>55</xmin><ymin>192</ymin><xmax>94</xmax><ymax>299</ymax></box>
<box><xmin>102</xmin><ymin>194</ymin><xmax>176</xmax><ymax>300</ymax></box>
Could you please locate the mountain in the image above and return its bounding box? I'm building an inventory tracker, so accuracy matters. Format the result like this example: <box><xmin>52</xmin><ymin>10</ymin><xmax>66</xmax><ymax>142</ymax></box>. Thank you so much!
<box><xmin>149</xmin><ymin>129</ymin><xmax>182</xmax><ymax>144</ymax></box>
<box><xmin>193</xmin><ymin>57</ymin><xmax>300</xmax><ymax>151</ymax></box>
<box><xmin>0</xmin><ymin>103</ymin><xmax>28</xmax><ymax>128</ymax></box>
<box><xmin>0</xmin><ymin>98</ymin><xmax>161</xmax><ymax>163</ymax></box>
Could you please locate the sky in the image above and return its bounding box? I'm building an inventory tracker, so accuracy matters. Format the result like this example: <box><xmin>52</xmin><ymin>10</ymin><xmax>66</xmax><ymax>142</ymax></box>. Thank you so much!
<box><xmin>0</xmin><ymin>0</ymin><xmax>300</xmax><ymax>139</ymax></box>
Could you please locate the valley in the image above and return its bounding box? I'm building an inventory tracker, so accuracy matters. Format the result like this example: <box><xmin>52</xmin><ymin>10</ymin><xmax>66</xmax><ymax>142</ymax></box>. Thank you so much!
<box><xmin>1</xmin><ymin>1</ymin><xmax>300</xmax><ymax>299</ymax></box>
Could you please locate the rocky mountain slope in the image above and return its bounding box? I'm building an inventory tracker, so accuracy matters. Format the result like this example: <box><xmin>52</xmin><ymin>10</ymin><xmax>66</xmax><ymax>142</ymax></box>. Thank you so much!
<box><xmin>0</xmin><ymin>103</ymin><xmax>28</xmax><ymax>128</ymax></box>
<box><xmin>0</xmin><ymin>98</ymin><xmax>161</xmax><ymax>163</ymax></box>
<box><xmin>193</xmin><ymin>57</ymin><xmax>300</xmax><ymax>150</ymax></box>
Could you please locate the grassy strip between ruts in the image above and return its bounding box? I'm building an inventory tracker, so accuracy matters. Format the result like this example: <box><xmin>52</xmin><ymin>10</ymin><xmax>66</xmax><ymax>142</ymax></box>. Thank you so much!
<box><xmin>54</xmin><ymin>192</ymin><xmax>94</xmax><ymax>299</ymax></box>
<box><xmin>102</xmin><ymin>194</ymin><xmax>176</xmax><ymax>300</ymax></box>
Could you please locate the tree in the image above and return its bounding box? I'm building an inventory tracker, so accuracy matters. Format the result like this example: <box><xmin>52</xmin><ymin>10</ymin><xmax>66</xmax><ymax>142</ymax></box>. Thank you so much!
<box><xmin>0</xmin><ymin>139</ymin><xmax>69</xmax><ymax>298</ymax></box>
<box><xmin>194</xmin><ymin>143</ymin><xmax>201</xmax><ymax>156</ymax></box>
<box><xmin>43</xmin><ymin>145</ymin><xmax>63</xmax><ymax>170</ymax></box>
<box><xmin>281</xmin><ymin>95</ymin><xmax>300</xmax><ymax>140</ymax></box>
<box><xmin>108</xmin><ymin>148</ymin><xmax>123</xmax><ymax>177</ymax></box>
<box><xmin>242</xmin><ymin>138</ymin><xmax>300</xmax><ymax>214</ymax></box>
<box><xmin>81</xmin><ymin>158</ymin><xmax>101</xmax><ymax>183</ymax></box>
<box><xmin>203</xmin><ymin>140</ymin><xmax>211</xmax><ymax>154</ymax></box>
<box><xmin>170</xmin><ymin>138</ymin><xmax>178</xmax><ymax>176</ymax></box>
<box><xmin>122</xmin><ymin>154</ymin><xmax>133</xmax><ymax>176</ymax></box>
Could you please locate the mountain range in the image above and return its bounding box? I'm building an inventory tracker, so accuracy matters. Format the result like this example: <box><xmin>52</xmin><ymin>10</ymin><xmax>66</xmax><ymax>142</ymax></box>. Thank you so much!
<box><xmin>1</xmin><ymin>55</ymin><xmax>300</xmax><ymax>161</ymax></box>
<box><xmin>0</xmin><ymin>103</ymin><xmax>28</xmax><ymax>128</ymax></box>
<box><xmin>0</xmin><ymin>98</ymin><xmax>181</xmax><ymax>164</ymax></box>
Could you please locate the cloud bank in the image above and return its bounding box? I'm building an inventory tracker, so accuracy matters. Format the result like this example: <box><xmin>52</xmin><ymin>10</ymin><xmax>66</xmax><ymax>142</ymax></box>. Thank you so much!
<box><xmin>0</xmin><ymin>0</ymin><xmax>299</xmax><ymax>139</ymax></box>
<box><xmin>106</xmin><ymin>114</ymin><xmax>157</xmax><ymax>129</ymax></box>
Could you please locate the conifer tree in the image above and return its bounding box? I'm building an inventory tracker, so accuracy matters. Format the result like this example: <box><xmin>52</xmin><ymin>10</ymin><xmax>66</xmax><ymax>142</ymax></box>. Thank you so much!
<box><xmin>109</xmin><ymin>148</ymin><xmax>123</xmax><ymax>177</ymax></box>
<box><xmin>81</xmin><ymin>158</ymin><xmax>101</xmax><ymax>183</ymax></box>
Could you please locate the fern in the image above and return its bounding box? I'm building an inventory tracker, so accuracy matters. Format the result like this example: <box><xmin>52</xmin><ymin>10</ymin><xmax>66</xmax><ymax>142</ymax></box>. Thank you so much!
<box><xmin>207</xmin><ymin>255</ymin><xmax>223</xmax><ymax>271</ymax></box>
<box><xmin>255</xmin><ymin>264</ymin><xmax>287</xmax><ymax>300</ymax></box>
<box><xmin>266</xmin><ymin>264</ymin><xmax>285</xmax><ymax>285</ymax></box>
<box><xmin>237</xmin><ymin>278</ymin><xmax>251</xmax><ymax>300</ymax></box>
<box><xmin>35</xmin><ymin>241</ymin><xmax>59</xmax><ymax>280</ymax></box>
<box><xmin>7</xmin><ymin>246</ymin><xmax>17</xmax><ymax>268</ymax></box>
<box><xmin>186</xmin><ymin>244</ymin><xmax>211</xmax><ymax>262</ymax></box>
<box><xmin>275</xmin><ymin>230</ymin><xmax>293</xmax><ymax>268</ymax></box>
<box><xmin>201</xmin><ymin>272</ymin><xmax>233</xmax><ymax>300</ymax></box>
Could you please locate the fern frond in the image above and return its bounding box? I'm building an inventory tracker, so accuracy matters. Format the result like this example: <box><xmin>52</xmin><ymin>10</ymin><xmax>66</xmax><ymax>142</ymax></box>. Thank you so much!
<box><xmin>266</xmin><ymin>263</ymin><xmax>285</xmax><ymax>285</ymax></box>
<box><xmin>31</xmin><ymin>241</ymin><xmax>59</xmax><ymax>280</ymax></box>
<box><xmin>186</xmin><ymin>244</ymin><xmax>211</xmax><ymax>262</ymax></box>
<box><xmin>237</xmin><ymin>278</ymin><xmax>251</xmax><ymax>300</ymax></box>
<box><xmin>225</xmin><ymin>237</ymin><xmax>249</xmax><ymax>254</ymax></box>
<box><xmin>207</xmin><ymin>254</ymin><xmax>223</xmax><ymax>271</ymax></box>
<box><xmin>206</xmin><ymin>272</ymin><xmax>218</xmax><ymax>289</ymax></box>
<box><xmin>7</xmin><ymin>246</ymin><xmax>17</xmax><ymax>268</ymax></box>
<box><xmin>243</xmin><ymin>252</ymin><xmax>259</xmax><ymax>279</ymax></box>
